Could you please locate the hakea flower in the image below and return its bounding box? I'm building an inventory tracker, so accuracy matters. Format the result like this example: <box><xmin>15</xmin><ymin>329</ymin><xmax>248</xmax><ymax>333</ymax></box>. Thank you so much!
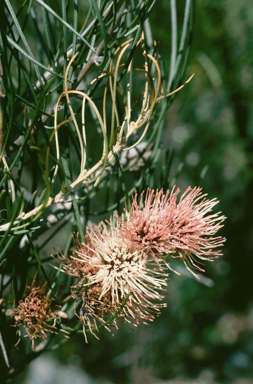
<box><xmin>117</xmin><ymin>187</ymin><xmax>226</xmax><ymax>278</ymax></box>
<box><xmin>12</xmin><ymin>279</ymin><xmax>64</xmax><ymax>350</ymax></box>
<box><xmin>87</xmin><ymin>223</ymin><xmax>168</xmax><ymax>312</ymax></box>
<box><xmin>57</xmin><ymin>225</ymin><xmax>168</xmax><ymax>340</ymax></box>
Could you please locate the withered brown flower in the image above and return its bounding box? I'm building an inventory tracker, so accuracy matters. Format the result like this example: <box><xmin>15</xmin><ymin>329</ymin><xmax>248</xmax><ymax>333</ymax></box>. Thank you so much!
<box><xmin>12</xmin><ymin>278</ymin><xmax>62</xmax><ymax>350</ymax></box>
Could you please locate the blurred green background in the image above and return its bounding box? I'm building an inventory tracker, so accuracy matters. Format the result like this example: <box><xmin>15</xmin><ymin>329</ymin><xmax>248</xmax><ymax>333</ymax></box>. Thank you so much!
<box><xmin>9</xmin><ymin>0</ymin><xmax>253</xmax><ymax>383</ymax></box>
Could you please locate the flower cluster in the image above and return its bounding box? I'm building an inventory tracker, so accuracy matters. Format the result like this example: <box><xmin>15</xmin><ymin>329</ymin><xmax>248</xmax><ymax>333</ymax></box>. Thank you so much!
<box><xmin>12</xmin><ymin>279</ymin><xmax>63</xmax><ymax>350</ymax></box>
<box><xmin>57</xmin><ymin>186</ymin><xmax>226</xmax><ymax>340</ymax></box>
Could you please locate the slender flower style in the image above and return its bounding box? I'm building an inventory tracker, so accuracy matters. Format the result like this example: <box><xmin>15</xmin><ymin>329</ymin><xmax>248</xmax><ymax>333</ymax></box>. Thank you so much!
<box><xmin>12</xmin><ymin>279</ymin><xmax>62</xmax><ymax>350</ymax></box>
<box><xmin>117</xmin><ymin>187</ymin><xmax>226</xmax><ymax>277</ymax></box>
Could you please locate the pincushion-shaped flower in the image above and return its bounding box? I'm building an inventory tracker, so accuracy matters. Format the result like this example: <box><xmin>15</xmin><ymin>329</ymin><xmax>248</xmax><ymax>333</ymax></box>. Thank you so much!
<box><xmin>117</xmin><ymin>187</ymin><xmax>226</xmax><ymax>277</ymax></box>
<box><xmin>57</xmin><ymin>225</ymin><xmax>168</xmax><ymax>340</ymax></box>
<box><xmin>86</xmin><ymin>224</ymin><xmax>168</xmax><ymax>317</ymax></box>
<box><xmin>12</xmin><ymin>280</ymin><xmax>62</xmax><ymax>349</ymax></box>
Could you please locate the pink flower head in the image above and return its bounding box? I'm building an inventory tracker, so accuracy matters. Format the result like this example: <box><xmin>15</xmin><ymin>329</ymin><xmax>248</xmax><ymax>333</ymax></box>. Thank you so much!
<box><xmin>118</xmin><ymin>187</ymin><xmax>226</xmax><ymax>278</ymax></box>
